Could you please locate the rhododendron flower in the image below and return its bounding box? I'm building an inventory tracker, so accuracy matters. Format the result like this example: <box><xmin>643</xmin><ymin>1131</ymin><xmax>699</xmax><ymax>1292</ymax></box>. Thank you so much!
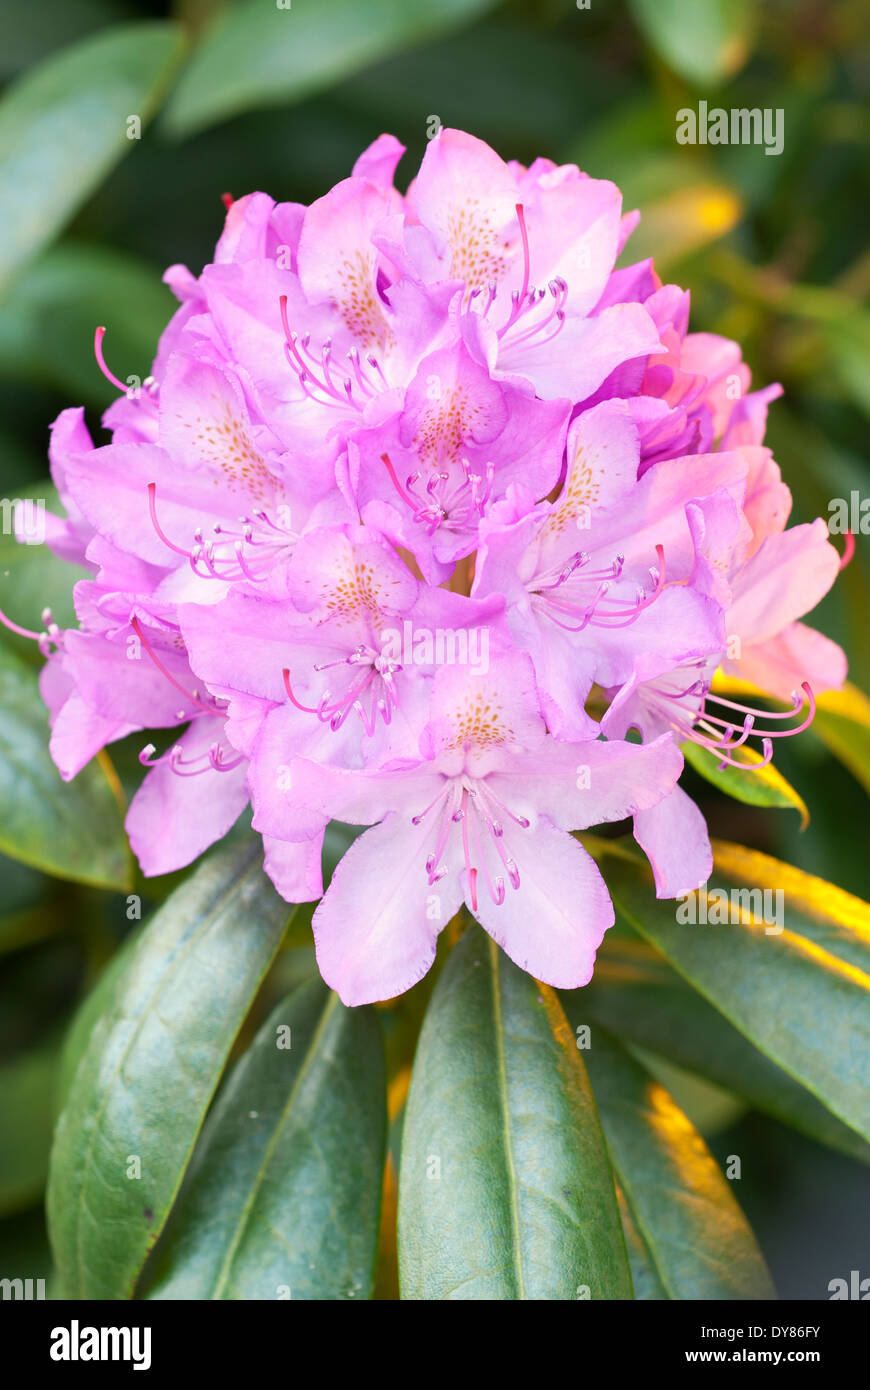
<box><xmin>284</xmin><ymin>651</ymin><xmax>684</xmax><ymax>1002</ymax></box>
<box><xmin>4</xmin><ymin>127</ymin><xmax>847</xmax><ymax>1006</ymax></box>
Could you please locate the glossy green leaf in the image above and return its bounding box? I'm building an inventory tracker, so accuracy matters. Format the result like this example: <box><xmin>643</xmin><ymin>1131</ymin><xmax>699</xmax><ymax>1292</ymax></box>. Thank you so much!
<box><xmin>0</xmin><ymin>642</ymin><xmax>131</xmax><ymax>889</ymax></box>
<box><xmin>579</xmin><ymin>1026</ymin><xmax>775</xmax><ymax>1299</ymax></box>
<box><xmin>0</xmin><ymin>1040</ymin><xmax>61</xmax><ymax>1216</ymax></box>
<box><xmin>46</xmin><ymin>836</ymin><xmax>290</xmax><ymax>1299</ymax></box>
<box><xmin>398</xmin><ymin>927</ymin><xmax>631</xmax><ymax>1300</ymax></box>
<box><xmin>163</xmin><ymin>0</ymin><xmax>497</xmax><ymax>138</ymax></box>
<box><xmin>681</xmin><ymin>738</ymin><xmax>809</xmax><ymax>827</ymax></box>
<box><xmin>587</xmin><ymin>837</ymin><xmax>870</xmax><ymax>1146</ymax></box>
<box><xmin>628</xmin><ymin>0</ymin><xmax>753</xmax><ymax>86</ymax></box>
<box><xmin>55</xmin><ymin>925</ymin><xmax>142</xmax><ymax>1114</ymax></box>
<box><xmin>0</xmin><ymin>22</ymin><xmax>185</xmax><ymax>290</ymax></box>
<box><xmin>810</xmin><ymin>684</ymin><xmax>870</xmax><ymax>800</ymax></box>
<box><xmin>711</xmin><ymin>838</ymin><xmax>870</xmax><ymax>976</ymax></box>
<box><xmin>576</xmin><ymin>936</ymin><xmax>870</xmax><ymax>1164</ymax></box>
<box><xmin>149</xmin><ymin>979</ymin><xmax>386</xmax><ymax>1300</ymax></box>
<box><xmin>615</xmin><ymin>1181</ymin><xmax>666</xmax><ymax>1300</ymax></box>
<box><xmin>634</xmin><ymin>1049</ymin><xmax>747</xmax><ymax>1136</ymax></box>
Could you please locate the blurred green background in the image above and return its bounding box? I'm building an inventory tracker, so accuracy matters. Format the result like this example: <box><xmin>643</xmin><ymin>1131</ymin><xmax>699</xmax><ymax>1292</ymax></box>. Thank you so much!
<box><xmin>0</xmin><ymin>0</ymin><xmax>868</xmax><ymax>1299</ymax></box>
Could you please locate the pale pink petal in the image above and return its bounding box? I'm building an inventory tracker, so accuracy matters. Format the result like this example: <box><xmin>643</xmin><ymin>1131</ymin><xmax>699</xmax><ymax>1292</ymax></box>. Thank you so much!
<box><xmin>126</xmin><ymin>726</ymin><xmax>249</xmax><ymax>876</ymax></box>
<box><xmin>471</xmin><ymin>819</ymin><xmax>613</xmax><ymax>988</ymax></box>
<box><xmin>312</xmin><ymin>812</ymin><xmax>463</xmax><ymax>1005</ymax></box>
<box><xmin>485</xmin><ymin>731</ymin><xmax>684</xmax><ymax>831</ymax></box>
<box><xmin>352</xmin><ymin>133</ymin><xmax>405</xmax><ymax>187</ymax></box>
<box><xmin>726</xmin><ymin>620</ymin><xmax>848</xmax><ymax>700</ymax></box>
<box><xmin>263</xmin><ymin>831</ymin><xmax>324</xmax><ymax>903</ymax></box>
<box><xmin>498</xmin><ymin>302</ymin><xmax>662</xmax><ymax>402</ymax></box>
<box><xmin>727</xmin><ymin>519</ymin><xmax>840</xmax><ymax>646</ymax></box>
<box><xmin>633</xmin><ymin>786</ymin><xmax>712</xmax><ymax>898</ymax></box>
<box><xmin>49</xmin><ymin>692</ymin><xmax>135</xmax><ymax>781</ymax></box>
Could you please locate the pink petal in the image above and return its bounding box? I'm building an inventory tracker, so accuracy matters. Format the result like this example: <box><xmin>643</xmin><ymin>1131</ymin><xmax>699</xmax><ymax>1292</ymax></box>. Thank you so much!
<box><xmin>312</xmin><ymin>812</ymin><xmax>463</xmax><ymax>1005</ymax></box>
<box><xmin>263</xmin><ymin>830</ymin><xmax>324</xmax><ymax>903</ymax></box>
<box><xmin>471</xmin><ymin>819</ymin><xmax>613</xmax><ymax>989</ymax></box>
<box><xmin>126</xmin><ymin>726</ymin><xmax>249</xmax><ymax>877</ymax></box>
<box><xmin>633</xmin><ymin>786</ymin><xmax>712</xmax><ymax>898</ymax></box>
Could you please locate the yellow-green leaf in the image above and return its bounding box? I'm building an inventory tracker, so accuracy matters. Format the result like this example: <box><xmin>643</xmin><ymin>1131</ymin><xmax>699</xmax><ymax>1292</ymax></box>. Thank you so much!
<box><xmin>681</xmin><ymin>738</ymin><xmax>809</xmax><ymax>827</ymax></box>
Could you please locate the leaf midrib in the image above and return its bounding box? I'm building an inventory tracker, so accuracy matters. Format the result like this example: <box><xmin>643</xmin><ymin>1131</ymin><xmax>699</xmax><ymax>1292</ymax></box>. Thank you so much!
<box><xmin>209</xmin><ymin>990</ymin><xmax>341</xmax><ymax>1300</ymax></box>
<box><xmin>67</xmin><ymin>849</ymin><xmax>265</xmax><ymax>1297</ymax></box>
<box><xmin>489</xmin><ymin>937</ymin><xmax>525</xmax><ymax>1301</ymax></box>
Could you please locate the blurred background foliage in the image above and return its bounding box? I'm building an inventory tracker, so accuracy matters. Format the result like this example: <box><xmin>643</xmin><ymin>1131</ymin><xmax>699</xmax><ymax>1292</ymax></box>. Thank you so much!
<box><xmin>0</xmin><ymin>0</ymin><xmax>867</xmax><ymax>1299</ymax></box>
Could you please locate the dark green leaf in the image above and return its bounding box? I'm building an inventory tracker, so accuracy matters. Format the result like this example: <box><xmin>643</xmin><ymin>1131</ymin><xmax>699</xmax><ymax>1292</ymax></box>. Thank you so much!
<box><xmin>0</xmin><ymin>642</ymin><xmax>131</xmax><ymax>889</ymax></box>
<box><xmin>398</xmin><ymin>926</ymin><xmax>631</xmax><ymax>1300</ymax></box>
<box><xmin>579</xmin><ymin>1026</ymin><xmax>775</xmax><ymax>1299</ymax></box>
<box><xmin>587</xmin><ymin>837</ymin><xmax>870</xmax><ymax>1147</ymax></box>
<box><xmin>711</xmin><ymin>838</ymin><xmax>870</xmax><ymax>976</ymax></box>
<box><xmin>810</xmin><ymin>684</ymin><xmax>870</xmax><ymax>800</ymax></box>
<box><xmin>150</xmin><ymin>979</ymin><xmax>385</xmax><ymax>1300</ymax></box>
<box><xmin>615</xmin><ymin>1181</ymin><xmax>666</xmax><ymax>1300</ymax></box>
<box><xmin>46</xmin><ymin>836</ymin><xmax>290</xmax><ymax>1298</ymax></box>
<box><xmin>576</xmin><ymin>936</ymin><xmax>870</xmax><ymax>1164</ymax></box>
<box><xmin>163</xmin><ymin>0</ymin><xmax>498</xmax><ymax>138</ymax></box>
<box><xmin>681</xmin><ymin>738</ymin><xmax>809</xmax><ymax>826</ymax></box>
<box><xmin>55</xmin><ymin>926</ymin><xmax>142</xmax><ymax>1114</ymax></box>
<box><xmin>820</xmin><ymin>308</ymin><xmax>870</xmax><ymax>421</ymax></box>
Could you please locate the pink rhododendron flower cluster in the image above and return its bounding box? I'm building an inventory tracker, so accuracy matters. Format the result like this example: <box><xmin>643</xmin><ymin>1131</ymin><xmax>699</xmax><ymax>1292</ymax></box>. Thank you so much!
<box><xmin>9</xmin><ymin>130</ymin><xmax>847</xmax><ymax>1004</ymax></box>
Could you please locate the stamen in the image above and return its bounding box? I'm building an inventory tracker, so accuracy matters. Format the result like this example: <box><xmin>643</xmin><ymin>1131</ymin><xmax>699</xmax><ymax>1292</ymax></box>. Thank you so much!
<box><xmin>147</xmin><ymin>483</ymin><xmax>192</xmax><ymax>558</ymax></box>
<box><xmin>139</xmin><ymin>733</ymin><xmax>244</xmax><ymax>776</ymax></box>
<box><xmin>147</xmin><ymin>483</ymin><xmax>294</xmax><ymax>583</ymax></box>
<box><xmin>131</xmin><ymin>616</ymin><xmax>219</xmax><ymax>717</ymax></box>
<box><xmin>507</xmin><ymin>280</ymin><xmax>565</xmax><ymax>348</ymax></box>
<box><xmin>366</xmin><ymin>354</ymin><xmax>389</xmax><ymax>388</ymax></box>
<box><xmin>645</xmin><ymin>676</ymin><xmax>815</xmax><ymax>772</ymax></box>
<box><xmin>139</xmin><ymin>742</ymin><xmax>178</xmax><ymax>767</ymax></box>
<box><xmin>93</xmin><ymin>326</ymin><xmax>129</xmax><ymax>395</ymax></box>
<box><xmin>838</xmin><ymin>530</ymin><xmax>855</xmax><ymax>570</ymax></box>
<box><xmin>458</xmin><ymin>788</ymin><xmax>478</xmax><ymax>910</ymax></box>
<box><xmin>466</xmin><ymin>801</ymin><xmax>506</xmax><ymax>905</ymax></box>
<box><xmin>380</xmin><ymin>452</ymin><xmax>494</xmax><ymax>536</ymax></box>
<box><xmin>412</xmin><ymin>787</ymin><xmax>447</xmax><ymax>826</ymax></box>
<box><xmin>381</xmin><ymin>453</ymin><xmax>419</xmax><ymax>510</ymax></box>
<box><xmin>278</xmin><ymin>296</ymin><xmax>369</xmax><ymax>411</ymax></box>
<box><xmin>705</xmin><ymin>683</ymin><xmax>816</xmax><ymax>737</ymax></box>
<box><xmin>0</xmin><ymin>600</ymin><xmax>61</xmax><ymax>656</ymax></box>
<box><xmin>425</xmin><ymin>784</ymin><xmax>461</xmax><ymax>882</ymax></box>
<box><xmin>209</xmin><ymin>743</ymin><xmax>246</xmax><ymax>772</ymax></box>
<box><xmin>534</xmin><ymin>546</ymin><xmax>665</xmax><ymax>630</ymax></box>
<box><xmin>347</xmin><ymin>346</ymin><xmax>377</xmax><ymax>398</ymax></box>
<box><xmin>282</xmin><ymin>652</ymin><xmax>398</xmax><ymax>735</ymax></box>
<box><xmin>496</xmin><ymin>204</ymin><xmax>531</xmax><ymax>340</ymax></box>
<box><xmin>0</xmin><ymin>606</ymin><xmax>44</xmax><ymax>643</ymax></box>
